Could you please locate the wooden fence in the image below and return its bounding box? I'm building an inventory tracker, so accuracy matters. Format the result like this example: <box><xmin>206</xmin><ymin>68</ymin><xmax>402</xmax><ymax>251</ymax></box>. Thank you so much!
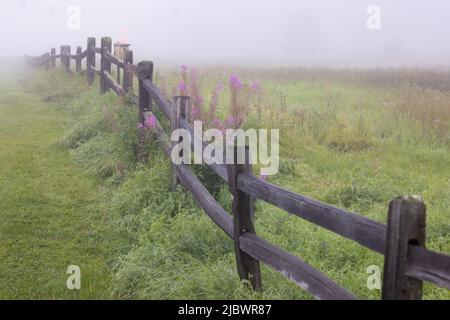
<box><xmin>27</xmin><ymin>37</ymin><xmax>450</xmax><ymax>300</ymax></box>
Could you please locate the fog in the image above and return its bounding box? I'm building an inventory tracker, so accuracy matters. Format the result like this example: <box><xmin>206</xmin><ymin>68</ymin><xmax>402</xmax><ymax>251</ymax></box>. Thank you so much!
<box><xmin>1</xmin><ymin>0</ymin><xmax>450</xmax><ymax>67</ymax></box>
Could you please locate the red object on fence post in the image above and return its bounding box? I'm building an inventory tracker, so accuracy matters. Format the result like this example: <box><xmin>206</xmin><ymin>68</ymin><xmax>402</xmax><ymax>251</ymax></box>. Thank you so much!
<box><xmin>227</xmin><ymin>144</ymin><xmax>262</xmax><ymax>292</ymax></box>
<box><xmin>76</xmin><ymin>46</ymin><xmax>82</xmax><ymax>73</ymax></box>
<box><xmin>382</xmin><ymin>196</ymin><xmax>426</xmax><ymax>300</ymax></box>
<box><xmin>100</xmin><ymin>37</ymin><xmax>112</xmax><ymax>94</ymax></box>
<box><xmin>123</xmin><ymin>50</ymin><xmax>134</xmax><ymax>92</ymax></box>
<box><xmin>86</xmin><ymin>37</ymin><xmax>96</xmax><ymax>85</ymax></box>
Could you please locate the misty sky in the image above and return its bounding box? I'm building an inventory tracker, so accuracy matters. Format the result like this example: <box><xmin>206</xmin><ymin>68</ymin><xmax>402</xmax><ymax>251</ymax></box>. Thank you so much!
<box><xmin>1</xmin><ymin>0</ymin><xmax>450</xmax><ymax>67</ymax></box>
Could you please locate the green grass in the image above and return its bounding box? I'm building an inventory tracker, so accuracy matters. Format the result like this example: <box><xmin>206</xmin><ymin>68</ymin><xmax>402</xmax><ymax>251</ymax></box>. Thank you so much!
<box><xmin>0</xmin><ymin>71</ymin><xmax>111</xmax><ymax>299</ymax></box>
<box><xmin>0</xmin><ymin>67</ymin><xmax>448</xmax><ymax>300</ymax></box>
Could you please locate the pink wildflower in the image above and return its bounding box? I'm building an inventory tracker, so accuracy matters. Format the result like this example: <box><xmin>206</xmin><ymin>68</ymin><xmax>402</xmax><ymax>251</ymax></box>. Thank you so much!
<box><xmin>251</xmin><ymin>81</ymin><xmax>261</xmax><ymax>91</ymax></box>
<box><xmin>144</xmin><ymin>114</ymin><xmax>157</xmax><ymax>128</ymax></box>
<box><xmin>230</xmin><ymin>74</ymin><xmax>243</xmax><ymax>89</ymax></box>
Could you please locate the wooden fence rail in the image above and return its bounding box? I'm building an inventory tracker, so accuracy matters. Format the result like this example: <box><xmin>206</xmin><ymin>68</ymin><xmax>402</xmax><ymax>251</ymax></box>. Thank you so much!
<box><xmin>27</xmin><ymin>37</ymin><xmax>450</xmax><ymax>300</ymax></box>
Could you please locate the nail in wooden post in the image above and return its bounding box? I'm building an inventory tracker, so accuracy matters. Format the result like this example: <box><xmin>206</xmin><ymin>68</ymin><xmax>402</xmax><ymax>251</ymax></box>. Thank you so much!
<box><xmin>87</xmin><ymin>37</ymin><xmax>96</xmax><ymax>85</ymax></box>
<box><xmin>76</xmin><ymin>46</ymin><xmax>82</xmax><ymax>72</ymax></box>
<box><xmin>123</xmin><ymin>50</ymin><xmax>134</xmax><ymax>92</ymax></box>
<box><xmin>100</xmin><ymin>37</ymin><xmax>112</xmax><ymax>94</ymax></box>
<box><xmin>137</xmin><ymin>61</ymin><xmax>153</xmax><ymax>123</ymax></box>
<box><xmin>227</xmin><ymin>144</ymin><xmax>262</xmax><ymax>291</ymax></box>
<box><xmin>50</xmin><ymin>48</ymin><xmax>56</xmax><ymax>68</ymax></box>
<box><xmin>382</xmin><ymin>195</ymin><xmax>426</xmax><ymax>300</ymax></box>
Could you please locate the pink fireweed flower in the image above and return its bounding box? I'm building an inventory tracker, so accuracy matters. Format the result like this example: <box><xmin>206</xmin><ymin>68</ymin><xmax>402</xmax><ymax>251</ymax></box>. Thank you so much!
<box><xmin>181</xmin><ymin>65</ymin><xmax>189</xmax><ymax>73</ymax></box>
<box><xmin>194</xmin><ymin>96</ymin><xmax>204</xmax><ymax>106</ymax></box>
<box><xmin>226</xmin><ymin>115</ymin><xmax>236</xmax><ymax>127</ymax></box>
<box><xmin>251</xmin><ymin>81</ymin><xmax>261</xmax><ymax>91</ymax></box>
<box><xmin>191</xmin><ymin>107</ymin><xmax>201</xmax><ymax>118</ymax></box>
<box><xmin>144</xmin><ymin>114</ymin><xmax>157</xmax><ymax>128</ymax></box>
<box><xmin>230</xmin><ymin>74</ymin><xmax>243</xmax><ymax>89</ymax></box>
<box><xmin>178</xmin><ymin>81</ymin><xmax>187</xmax><ymax>95</ymax></box>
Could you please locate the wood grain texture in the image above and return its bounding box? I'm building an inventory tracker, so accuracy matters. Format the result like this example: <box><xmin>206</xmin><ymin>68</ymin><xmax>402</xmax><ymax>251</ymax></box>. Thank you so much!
<box><xmin>382</xmin><ymin>196</ymin><xmax>426</xmax><ymax>300</ymax></box>
<box><xmin>240</xmin><ymin>233</ymin><xmax>357</xmax><ymax>300</ymax></box>
<box><xmin>406</xmin><ymin>245</ymin><xmax>450</xmax><ymax>290</ymax></box>
<box><xmin>237</xmin><ymin>172</ymin><xmax>387</xmax><ymax>254</ymax></box>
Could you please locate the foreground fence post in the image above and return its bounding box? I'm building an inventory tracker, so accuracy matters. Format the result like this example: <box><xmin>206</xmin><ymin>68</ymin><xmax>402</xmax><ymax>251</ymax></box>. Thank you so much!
<box><xmin>87</xmin><ymin>37</ymin><xmax>96</xmax><ymax>85</ymax></box>
<box><xmin>227</xmin><ymin>144</ymin><xmax>262</xmax><ymax>291</ymax></box>
<box><xmin>76</xmin><ymin>46</ymin><xmax>82</xmax><ymax>72</ymax></box>
<box><xmin>100</xmin><ymin>37</ymin><xmax>112</xmax><ymax>94</ymax></box>
<box><xmin>50</xmin><ymin>48</ymin><xmax>56</xmax><ymax>68</ymax></box>
<box><xmin>382</xmin><ymin>196</ymin><xmax>426</xmax><ymax>300</ymax></box>
<box><xmin>123</xmin><ymin>50</ymin><xmax>134</xmax><ymax>92</ymax></box>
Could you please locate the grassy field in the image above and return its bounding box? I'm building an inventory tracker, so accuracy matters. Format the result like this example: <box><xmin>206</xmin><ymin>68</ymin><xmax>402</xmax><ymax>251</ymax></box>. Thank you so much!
<box><xmin>0</xmin><ymin>66</ymin><xmax>448</xmax><ymax>299</ymax></box>
<box><xmin>0</xmin><ymin>70</ymin><xmax>111</xmax><ymax>299</ymax></box>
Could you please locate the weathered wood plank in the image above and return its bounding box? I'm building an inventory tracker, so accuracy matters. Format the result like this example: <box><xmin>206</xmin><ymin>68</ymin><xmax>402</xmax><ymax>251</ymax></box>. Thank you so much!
<box><xmin>142</xmin><ymin>78</ymin><xmax>171</xmax><ymax>119</ymax></box>
<box><xmin>228</xmin><ymin>145</ymin><xmax>262</xmax><ymax>291</ymax></box>
<box><xmin>382</xmin><ymin>196</ymin><xmax>426</xmax><ymax>300</ymax></box>
<box><xmin>123</xmin><ymin>50</ymin><xmax>134</xmax><ymax>92</ymax></box>
<box><xmin>50</xmin><ymin>48</ymin><xmax>56</xmax><ymax>68</ymax></box>
<box><xmin>137</xmin><ymin>61</ymin><xmax>154</xmax><ymax>124</ymax></box>
<box><xmin>104</xmin><ymin>50</ymin><xmax>125</xmax><ymax>68</ymax></box>
<box><xmin>239</xmin><ymin>233</ymin><xmax>357</xmax><ymax>300</ymax></box>
<box><xmin>100</xmin><ymin>37</ymin><xmax>112</xmax><ymax>94</ymax></box>
<box><xmin>406</xmin><ymin>245</ymin><xmax>450</xmax><ymax>290</ymax></box>
<box><xmin>103</xmin><ymin>71</ymin><xmax>126</xmax><ymax>96</ymax></box>
<box><xmin>237</xmin><ymin>172</ymin><xmax>387</xmax><ymax>254</ymax></box>
<box><xmin>86</xmin><ymin>37</ymin><xmax>96</xmax><ymax>85</ymax></box>
<box><xmin>178</xmin><ymin>117</ymin><xmax>228</xmax><ymax>181</ymax></box>
<box><xmin>76</xmin><ymin>46</ymin><xmax>82</xmax><ymax>72</ymax></box>
<box><xmin>176</xmin><ymin>163</ymin><xmax>234</xmax><ymax>238</ymax></box>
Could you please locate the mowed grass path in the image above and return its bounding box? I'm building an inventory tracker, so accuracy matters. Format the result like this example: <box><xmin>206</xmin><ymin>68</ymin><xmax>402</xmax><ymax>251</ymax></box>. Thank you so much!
<box><xmin>0</xmin><ymin>74</ymin><xmax>110</xmax><ymax>299</ymax></box>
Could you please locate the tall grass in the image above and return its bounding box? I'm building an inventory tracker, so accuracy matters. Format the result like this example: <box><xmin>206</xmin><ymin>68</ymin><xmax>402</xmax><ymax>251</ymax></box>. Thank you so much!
<box><xmin>33</xmin><ymin>66</ymin><xmax>450</xmax><ymax>300</ymax></box>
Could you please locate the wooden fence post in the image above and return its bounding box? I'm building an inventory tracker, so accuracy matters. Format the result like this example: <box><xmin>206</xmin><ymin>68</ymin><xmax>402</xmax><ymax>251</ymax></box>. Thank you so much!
<box><xmin>60</xmin><ymin>46</ymin><xmax>64</xmax><ymax>67</ymax></box>
<box><xmin>100</xmin><ymin>37</ymin><xmax>112</xmax><ymax>94</ymax></box>
<box><xmin>50</xmin><ymin>48</ymin><xmax>56</xmax><ymax>68</ymax></box>
<box><xmin>87</xmin><ymin>37</ymin><xmax>96</xmax><ymax>85</ymax></box>
<box><xmin>64</xmin><ymin>46</ymin><xmax>71</xmax><ymax>72</ymax></box>
<box><xmin>137</xmin><ymin>61</ymin><xmax>154</xmax><ymax>123</ymax></box>
<box><xmin>171</xmin><ymin>97</ymin><xmax>181</xmax><ymax>190</ymax></box>
<box><xmin>170</xmin><ymin>96</ymin><xmax>190</xmax><ymax>190</ymax></box>
<box><xmin>76</xmin><ymin>46</ymin><xmax>82</xmax><ymax>72</ymax></box>
<box><xmin>123</xmin><ymin>50</ymin><xmax>134</xmax><ymax>92</ymax></box>
<box><xmin>227</xmin><ymin>144</ymin><xmax>262</xmax><ymax>291</ymax></box>
<box><xmin>382</xmin><ymin>195</ymin><xmax>426</xmax><ymax>300</ymax></box>
<box><xmin>136</xmin><ymin>61</ymin><xmax>154</xmax><ymax>162</ymax></box>
<box><xmin>44</xmin><ymin>53</ymin><xmax>50</xmax><ymax>70</ymax></box>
